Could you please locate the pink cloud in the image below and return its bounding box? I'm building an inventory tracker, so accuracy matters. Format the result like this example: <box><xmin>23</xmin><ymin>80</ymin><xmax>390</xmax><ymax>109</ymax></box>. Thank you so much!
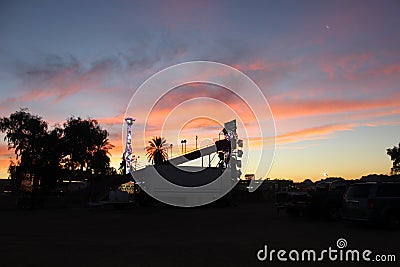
<box><xmin>13</xmin><ymin>57</ymin><xmax>120</xmax><ymax>104</ymax></box>
<box><xmin>368</xmin><ymin>63</ymin><xmax>400</xmax><ymax>76</ymax></box>
<box><xmin>277</xmin><ymin>123</ymin><xmax>356</xmax><ymax>144</ymax></box>
<box><xmin>345</xmin><ymin>107</ymin><xmax>400</xmax><ymax>123</ymax></box>
<box><xmin>232</xmin><ymin>58</ymin><xmax>302</xmax><ymax>73</ymax></box>
<box><xmin>270</xmin><ymin>93</ymin><xmax>400</xmax><ymax>120</ymax></box>
<box><xmin>247</xmin><ymin>118</ymin><xmax>398</xmax><ymax>148</ymax></box>
<box><xmin>319</xmin><ymin>53</ymin><xmax>372</xmax><ymax>80</ymax></box>
<box><xmin>97</xmin><ymin>114</ymin><xmax>126</xmax><ymax>126</ymax></box>
<box><xmin>246</xmin><ymin>123</ymin><xmax>356</xmax><ymax>147</ymax></box>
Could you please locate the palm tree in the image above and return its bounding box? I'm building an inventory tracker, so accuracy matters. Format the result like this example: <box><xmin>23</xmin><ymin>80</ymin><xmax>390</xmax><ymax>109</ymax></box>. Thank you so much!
<box><xmin>146</xmin><ymin>136</ymin><xmax>168</xmax><ymax>165</ymax></box>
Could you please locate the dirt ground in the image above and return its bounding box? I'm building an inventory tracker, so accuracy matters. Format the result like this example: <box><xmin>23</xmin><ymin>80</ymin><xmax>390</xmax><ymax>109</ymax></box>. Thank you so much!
<box><xmin>0</xmin><ymin>202</ymin><xmax>398</xmax><ymax>267</ymax></box>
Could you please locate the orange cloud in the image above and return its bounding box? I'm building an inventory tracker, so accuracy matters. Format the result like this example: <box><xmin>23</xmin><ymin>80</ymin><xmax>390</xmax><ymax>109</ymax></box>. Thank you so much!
<box><xmin>277</xmin><ymin>123</ymin><xmax>355</xmax><ymax>144</ymax></box>
<box><xmin>247</xmin><ymin>118</ymin><xmax>400</xmax><ymax>149</ymax></box>
<box><xmin>270</xmin><ymin>93</ymin><xmax>400</xmax><ymax>119</ymax></box>
<box><xmin>0</xmin><ymin>144</ymin><xmax>12</xmax><ymax>157</ymax></box>
<box><xmin>0</xmin><ymin>144</ymin><xmax>13</xmax><ymax>178</ymax></box>
<box><xmin>97</xmin><ymin>114</ymin><xmax>125</xmax><ymax>126</ymax></box>
<box><xmin>0</xmin><ymin>159</ymin><xmax>10</xmax><ymax>178</ymax></box>
<box><xmin>245</xmin><ymin>123</ymin><xmax>354</xmax><ymax>147</ymax></box>
<box><xmin>140</xmin><ymin>83</ymin><xmax>259</xmax><ymax>132</ymax></box>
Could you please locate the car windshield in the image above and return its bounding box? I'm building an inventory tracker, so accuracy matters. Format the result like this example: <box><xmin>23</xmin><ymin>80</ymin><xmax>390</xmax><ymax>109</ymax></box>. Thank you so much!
<box><xmin>346</xmin><ymin>184</ymin><xmax>372</xmax><ymax>198</ymax></box>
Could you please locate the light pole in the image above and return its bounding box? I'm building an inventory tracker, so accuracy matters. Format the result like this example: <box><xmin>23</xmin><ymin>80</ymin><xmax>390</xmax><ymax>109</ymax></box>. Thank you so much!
<box><xmin>181</xmin><ymin>139</ymin><xmax>187</xmax><ymax>153</ymax></box>
<box><xmin>170</xmin><ymin>144</ymin><xmax>173</xmax><ymax>158</ymax></box>
<box><xmin>196</xmin><ymin>135</ymin><xmax>198</xmax><ymax>150</ymax></box>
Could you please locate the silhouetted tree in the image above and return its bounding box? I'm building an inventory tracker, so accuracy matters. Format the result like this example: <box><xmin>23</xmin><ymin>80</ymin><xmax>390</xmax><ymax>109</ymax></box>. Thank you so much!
<box><xmin>63</xmin><ymin>117</ymin><xmax>114</xmax><ymax>175</ymax></box>
<box><xmin>37</xmin><ymin>126</ymin><xmax>65</xmax><ymax>188</ymax></box>
<box><xmin>1</xmin><ymin>109</ymin><xmax>116</xmax><ymax>190</ymax></box>
<box><xmin>7</xmin><ymin>159</ymin><xmax>18</xmax><ymax>188</ymax></box>
<box><xmin>0</xmin><ymin>109</ymin><xmax>55</xmax><ymax>189</ymax></box>
<box><xmin>119</xmin><ymin>154</ymin><xmax>126</xmax><ymax>175</ymax></box>
<box><xmin>0</xmin><ymin>109</ymin><xmax>48</xmax><ymax>159</ymax></box>
<box><xmin>387</xmin><ymin>142</ymin><xmax>400</xmax><ymax>175</ymax></box>
<box><xmin>146</xmin><ymin>136</ymin><xmax>167</xmax><ymax>165</ymax></box>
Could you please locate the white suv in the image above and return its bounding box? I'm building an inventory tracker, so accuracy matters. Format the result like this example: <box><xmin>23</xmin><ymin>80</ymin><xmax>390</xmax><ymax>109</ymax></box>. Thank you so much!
<box><xmin>342</xmin><ymin>182</ymin><xmax>400</xmax><ymax>228</ymax></box>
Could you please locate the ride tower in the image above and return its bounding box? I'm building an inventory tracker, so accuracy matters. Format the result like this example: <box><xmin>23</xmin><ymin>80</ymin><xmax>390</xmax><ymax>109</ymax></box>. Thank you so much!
<box><xmin>124</xmin><ymin>118</ymin><xmax>135</xmax><ymax>174</ymax></box>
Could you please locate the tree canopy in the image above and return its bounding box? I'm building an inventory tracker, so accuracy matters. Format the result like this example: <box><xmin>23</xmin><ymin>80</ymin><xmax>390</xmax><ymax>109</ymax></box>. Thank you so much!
<box><xmin>63</xmin><ymin>116</ymin><xmax>114</xmax><ymax>174</ymax></box>
<box><xmin>0</xmin><ymin>109</ymin><xmax>115</xmax><ymax>190</ymax></box>
<box><xmin>387</xmin><ymin>142</ymin><xmax>400</xmax><ymax>175</ymax></box>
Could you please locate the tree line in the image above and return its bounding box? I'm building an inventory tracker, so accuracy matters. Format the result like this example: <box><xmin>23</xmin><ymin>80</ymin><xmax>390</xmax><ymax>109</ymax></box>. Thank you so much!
<box><xmin>0</xmin><ymin>109</ymin><xmax>115</xmax><ymax>190</ymax></box>
<box><xmin>2</xmin><ymin>108</ymin><xmax>399</xmax><ymax>192</ymax></box>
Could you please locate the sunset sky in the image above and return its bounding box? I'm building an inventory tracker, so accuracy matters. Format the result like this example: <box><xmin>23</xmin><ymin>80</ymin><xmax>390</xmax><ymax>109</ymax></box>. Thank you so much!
<box><xmin>1</xmin><ymin>0</ymin><xmax>399</xmax><ymax>181</ymax></box>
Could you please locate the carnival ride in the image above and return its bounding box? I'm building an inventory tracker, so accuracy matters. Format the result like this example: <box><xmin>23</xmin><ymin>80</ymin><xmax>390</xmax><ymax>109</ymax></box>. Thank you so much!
<box><xmin>124</xmin><ymin>119</ymin><xmax>243</xmax><ymax>204</ymax></box>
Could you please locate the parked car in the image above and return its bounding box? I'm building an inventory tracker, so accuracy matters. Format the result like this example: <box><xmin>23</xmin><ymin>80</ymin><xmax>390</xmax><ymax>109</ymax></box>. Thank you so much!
<box><xmin>286</xmin><ymin>191</ymin><xmax>312</xmax><ymax>216</ymax></box>
<box><xmin>308</xmin><ymin>179</ymin><xmax>350</xmax><ymax>219</ymax></box>
<box><xmin>342</xmin><ymin>182</ymin><xmax>400</xmax><ymax>228</ymax></box>
<box><xmin>284</xmin><ymin>179</ymin><xmax>350</xmax><ymax>219</ymax></box>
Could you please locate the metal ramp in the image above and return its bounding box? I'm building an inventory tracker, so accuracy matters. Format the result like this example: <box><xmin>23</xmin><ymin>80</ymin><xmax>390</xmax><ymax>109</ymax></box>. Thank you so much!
<box><xmin>168</xmin><ymin>143</ymin><xmax>218</xmax><ymax>166</ymax></box>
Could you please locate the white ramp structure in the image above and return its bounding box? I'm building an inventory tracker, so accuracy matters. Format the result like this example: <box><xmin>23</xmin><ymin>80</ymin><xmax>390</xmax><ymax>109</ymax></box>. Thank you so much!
<box><xmin>125</xmin><ymin>119</ymin><xmax>243</xmax><ymax>207</ymax></box>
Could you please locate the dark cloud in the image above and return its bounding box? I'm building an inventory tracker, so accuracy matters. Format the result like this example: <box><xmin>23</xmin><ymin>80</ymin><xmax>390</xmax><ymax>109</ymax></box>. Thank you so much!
<box><xmin>16</xmin><ymin>54</ymin><xmax>80</xmax><ymax>82</ymax></box>
<box><xmin>120</xmin><ymin>31</ymin><xmax>188</xmax><ymax>73</ymax></box>
<box><xmin>4</xmin><ymin>53</ymin><xmax>123</xmax><ymax>103</ymax></box>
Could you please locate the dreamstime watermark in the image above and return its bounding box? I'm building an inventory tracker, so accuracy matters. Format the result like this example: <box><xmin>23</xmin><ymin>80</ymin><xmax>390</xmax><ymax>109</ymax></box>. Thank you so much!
<box><xmin>257</xmin><ymin>238</ymin><xmax>396</xmax><ymax>263</ymax></box>
<box><xmin>123</xmin><ymin>61</ymin><xmax>276</xmax><ymax>207</ymax></box>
